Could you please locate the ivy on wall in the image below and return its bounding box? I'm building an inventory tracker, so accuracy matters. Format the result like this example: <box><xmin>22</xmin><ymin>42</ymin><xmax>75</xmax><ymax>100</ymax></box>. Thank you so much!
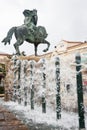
<box><xmin>0</xmin><ymin>63</ymin><xmax>6</xmax><ymax>76</ymax></box>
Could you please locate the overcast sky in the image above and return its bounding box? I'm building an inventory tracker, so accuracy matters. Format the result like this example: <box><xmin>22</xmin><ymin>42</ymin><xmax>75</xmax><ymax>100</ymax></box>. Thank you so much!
<box><xmin>0</xmin><ymin>0</ymin><xmax>87</xmax><ymax>55</ymax></box>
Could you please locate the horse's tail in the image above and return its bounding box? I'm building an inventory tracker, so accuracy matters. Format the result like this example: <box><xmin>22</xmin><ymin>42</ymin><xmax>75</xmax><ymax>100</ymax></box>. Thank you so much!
<box><xmin>2</xmin><ymin>27</ymin><xmax>16</xmax><ymax>45</ymax></box>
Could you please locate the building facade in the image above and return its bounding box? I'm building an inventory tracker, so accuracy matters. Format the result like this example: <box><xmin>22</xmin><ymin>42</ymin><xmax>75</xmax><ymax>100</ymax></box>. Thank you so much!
<box><xmin>0</xmin><ymin>52</ymin><xmax>11</xmax><ymax>98</ymax></box>
<box><xmin>51</xmin><ymin>40</ymin><xmax>87</xmax><ymax>90</ymax></box>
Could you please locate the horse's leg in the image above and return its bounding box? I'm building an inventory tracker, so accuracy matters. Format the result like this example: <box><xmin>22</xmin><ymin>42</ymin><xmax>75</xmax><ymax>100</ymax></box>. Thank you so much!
<box><xmin>14</xmin><ymin>42</ymin><xmax>20</xmax><ymax>55</ymax></box>
<box><xmin>34</xmin><ymin>44</ymin><xmax>38</xmax><ymax>56</ymax></box>
<box><xmin>14</xmin><ymin>39</ymin><xmax>23</xmax><ymax>55</ymax></box>
<box><xmin>42</xmin><ymin>40</ymin><xmax>50</xmax><ymax>52</ymax></box>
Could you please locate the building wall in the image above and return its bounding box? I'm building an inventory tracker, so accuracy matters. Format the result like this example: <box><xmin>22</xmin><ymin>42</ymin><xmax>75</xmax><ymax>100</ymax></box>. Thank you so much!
<box><xmin>50</xmin><ymin>40</ymin><xmax>87</xmax><ymax>111</ymax></box>
<box><xmin>0</xmin><ymin>55</ymin><xmax>12</xmax><ymax>100</ymax></box>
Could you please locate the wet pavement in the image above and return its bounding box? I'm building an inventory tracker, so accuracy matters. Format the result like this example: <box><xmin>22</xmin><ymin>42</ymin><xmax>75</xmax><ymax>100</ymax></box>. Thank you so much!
<box><xmin>0</xmin><ymin>105</ymin><xmax>70</xmax><ymax>130</ymax></box>
<box><xmin>0</xmin><ymin>105</ymin><xmax>29</xmax><ymax>130</ymax></box>
<box><xmin>0</xmin><ymin>98</ymin><xmax>80</xmax><ymax>130</ymax></box>
<box><xmin>3</xmin><ymin>107</ymin><xmax>76</xmax><ymax>130</ymax></box>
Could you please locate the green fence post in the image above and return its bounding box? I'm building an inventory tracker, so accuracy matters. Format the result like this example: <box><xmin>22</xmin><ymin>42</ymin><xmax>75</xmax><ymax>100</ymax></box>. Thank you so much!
<box><xmin>76</xmin><ymin>53</ymin><xmax>85</xmax><ymax>129</ymax></box>
<box><xmin>55</xmin><ymin>57</ymin><xmax>61</xmax><ymax>119</ymax></box>
<box><xmin>13</xmin><ymin>56</ymin><xmax>17</xmax><ymax>102</ymax></box>
<box><xmin>42</xmin><ymin>59</ymin><xmax>46</xmax><ymax>113</ymax></box>
<box><xmin>18</xmin><ymin>60</ymin><xmax>21</xmax><ymax>104</ymax></box>
<box><xmin>30</xmin><ymin>61</ymin><xmax>35</xmax><ymax>110</ymax></box>
<box><xmin>24</xmin><ymin>60</ymin><xmax>28</xmax><ymax>106</ymax></box>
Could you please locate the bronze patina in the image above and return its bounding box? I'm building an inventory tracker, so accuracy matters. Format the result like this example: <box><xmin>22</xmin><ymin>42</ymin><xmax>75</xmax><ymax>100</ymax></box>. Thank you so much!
<box><xmin>2</xmin><ymin>9</ymin><xmax>50</xmax><ymax>56</ymax></box>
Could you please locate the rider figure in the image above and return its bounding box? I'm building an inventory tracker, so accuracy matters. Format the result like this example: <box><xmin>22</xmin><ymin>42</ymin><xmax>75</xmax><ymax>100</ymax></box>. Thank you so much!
<box><xmin>23</xmin><ymin>9</ymin><xmax>38</xmax><ymax>34</ymax></box>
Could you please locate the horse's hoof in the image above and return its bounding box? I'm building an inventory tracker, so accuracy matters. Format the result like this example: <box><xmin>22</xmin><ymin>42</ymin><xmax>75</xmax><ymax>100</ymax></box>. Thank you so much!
<box><xmin>35</xmin><ymin>54</ymin><xmax>38</xmax><ymax>56</ymax></box>
<box><xmin>43</xmin><ymin>49</ymin><xmax>48</xmax><ymax>52</ymax></box>
<box><xmin>21</xmin><ymin>51</ymin><xmax>26</xmax><ymax>56</ymax></box>
<box><xmin>15</xmin><ymin>53</ymin><xmax>21</xmax><ymax>56</ymax></box>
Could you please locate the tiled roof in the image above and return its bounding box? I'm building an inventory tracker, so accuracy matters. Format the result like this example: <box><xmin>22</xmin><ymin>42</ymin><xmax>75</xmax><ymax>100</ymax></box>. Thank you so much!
<box><xmin>62</xmin><ymin>40</ymin><xmax>85</xmax><ymax>44</ymax></box>
<box><xmin>0</xmin><ymin>51</ymin><xmax>11</xmax><ymax>56</ymax></box>
<box><xmin>60</xmin><ymin>40</ymin><xmax>85</xmax><ymax>48</ymax></box>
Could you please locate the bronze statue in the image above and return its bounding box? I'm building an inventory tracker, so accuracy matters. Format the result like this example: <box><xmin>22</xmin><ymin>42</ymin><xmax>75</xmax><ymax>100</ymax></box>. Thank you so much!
<box><xmin>2</xmin><ymin>9</ymin><xmax>50</xmax><ymax>56</ymax></box>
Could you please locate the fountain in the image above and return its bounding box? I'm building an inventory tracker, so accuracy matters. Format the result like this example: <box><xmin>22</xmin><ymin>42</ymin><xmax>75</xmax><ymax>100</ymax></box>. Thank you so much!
<box><xmin>3</xmin><ymin>53</ymin><xmax>87</xmax><ymax>129</ymax></box>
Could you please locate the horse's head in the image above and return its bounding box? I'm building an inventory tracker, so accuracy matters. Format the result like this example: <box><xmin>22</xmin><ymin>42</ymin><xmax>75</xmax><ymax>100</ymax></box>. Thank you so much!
<box><xmin>23</xmin><ymin>9</ymin><xmax>37</xmax><ymax>16</ymax></box>
<box><xmin>23</xmin><ymin>9</ymin><xmax>31</xmax><ymax>17</ymax></box>
<box><xmin>23</xmin><ymin>9</ymin><xmax>38</xmax><ymax>26</ymax></box>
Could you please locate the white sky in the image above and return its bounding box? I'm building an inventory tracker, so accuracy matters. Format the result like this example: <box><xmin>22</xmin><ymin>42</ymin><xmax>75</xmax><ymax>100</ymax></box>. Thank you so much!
<box><xmin>0</xmin><ymin>0</ymin><xmax>87</xmax><ymax>55</ymax></box>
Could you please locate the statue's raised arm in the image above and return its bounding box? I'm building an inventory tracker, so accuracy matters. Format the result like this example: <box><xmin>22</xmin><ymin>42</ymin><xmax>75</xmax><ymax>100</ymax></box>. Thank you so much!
<box><xmin>2</xmin><ymin>9</ymin><xmax>50</xmax><ymax>56</ymax></box>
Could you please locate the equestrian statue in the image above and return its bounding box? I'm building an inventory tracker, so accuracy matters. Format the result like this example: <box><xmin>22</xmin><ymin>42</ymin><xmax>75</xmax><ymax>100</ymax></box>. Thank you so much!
<box><xmin>2</xmin><ymin>9</ymin><xmax>50</xmax><ymax>56</ymax></box>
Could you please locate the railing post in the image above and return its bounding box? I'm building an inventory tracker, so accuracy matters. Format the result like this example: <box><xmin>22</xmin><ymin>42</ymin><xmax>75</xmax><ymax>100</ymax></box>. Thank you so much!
<box><xmin>42</xmin><ymin>59</ymin><xmax>46</xmax><ymax>113</ymax></box>
<box><xmin>55</xmin><ymin>57</ymin><xmax>61</xmax><ymax>119</ymax></box>
<box><xmin>75</xmin><ymin>53</ymin><xmax>85</xmax><ymax>130</ymax></box>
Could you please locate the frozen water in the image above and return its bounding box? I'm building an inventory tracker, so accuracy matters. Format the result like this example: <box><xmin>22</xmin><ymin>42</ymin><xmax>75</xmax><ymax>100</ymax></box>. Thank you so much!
<box><xmin>4</xmin><ymin>54</ymin><xmax>87</xmax><ymax>129</ymax></box>
<box><xmin>0</xmin><ymin>98</ymin><xmax>86</xmax><ymax>130</ymax></box>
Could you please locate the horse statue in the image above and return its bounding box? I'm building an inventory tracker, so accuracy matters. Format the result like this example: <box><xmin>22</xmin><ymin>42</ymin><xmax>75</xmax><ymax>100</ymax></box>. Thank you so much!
<box><xmin>2</xmin><ymin>9</ymin><xmax>50</xmax><ymax>56</ymax></box>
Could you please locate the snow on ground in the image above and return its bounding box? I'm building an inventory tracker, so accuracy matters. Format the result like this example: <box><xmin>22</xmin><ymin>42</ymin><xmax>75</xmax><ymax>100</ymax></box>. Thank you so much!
<box><xmin>0</xmin><ymin>98</ymin><xmax>87</xmax><ymax>130</ymax></box>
